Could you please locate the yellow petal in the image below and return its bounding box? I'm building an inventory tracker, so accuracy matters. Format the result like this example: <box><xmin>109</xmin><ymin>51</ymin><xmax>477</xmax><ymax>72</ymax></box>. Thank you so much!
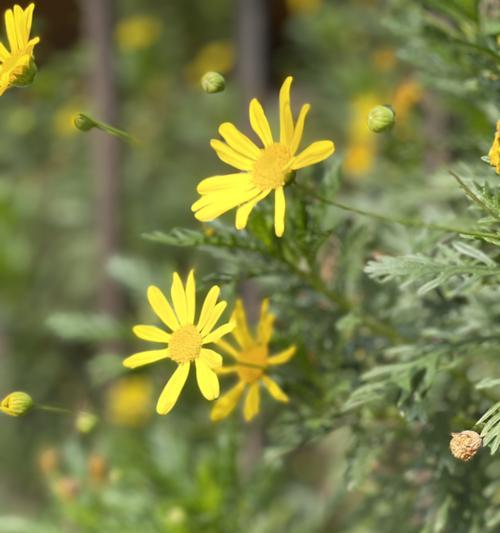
<box><xmin>291</xmin><ymin>140</ymin><xmax>335</xmax><ymax>170</ymax></box>
<box><xmin>185</xmin><ymin>269</ymin><xmax>196</xmax><ymax>325</ymax></box>
<box><xmin>200</xmin><ymin>348</ymin><xmax>223</xmax><ymax>368</ymax></box>
<box><xmin>0</xmin><ymin>41</ymin><xmax>9</xmax><ymax>60</ymax></box>
<box><xmin>262</xmin><ymin>375</ymin><xmax>289</xmax><ymax>402</ymax></box>
<box><xmin>274</xmin><ymin>187</ymin><xmax>286</xmax><ymax>237</ymax></box>
<box><xmin>5</xmin><ymin>8</ymin><xmax>18</xmax><ymax>52</ymax></box>
<box><xmin>197</xmin><ymin>285</ymin><xmax>220</xmax><ymax>332</ymax></box>
<box><xmin>219</xmin><ymin>122</ymin><xmax>261</xmax><ymax>160</ymax></box>
<box><xmin>279</xmin><ymin>76</ymin><xmax>294</xmax><ymax>146</ymax></box>
<box><xmin>133</xmin><ymin>325</ymin><xmax>170</xmax><ymax>343</ymax></box>
<box><xmin>249</xmin><ymin>98</ymin><xmax>273</xmax><ymax>147</ymax></box>
<box><xmin>147</xmin><ymin>285</ymin><xmax>180</xmax><ymax>331</ymax></box>
<box><xmin>202</xmin><ymin>321</ymin><xmax>235</xmax><ymax>344</ymax></box>
<box><xmin>24</xmin><ymin>4</ymin><xmax>35</xmax><ymax>44</ymax></box>
<box><xmin>195</xmin><ymin>358</ymin><xmax>220</xmax><ymax>400</ymax></box>
<box><xmin>192</xmin><ymin>187</ymin><xmax>261</xmax><ymax>221</ymax></box>
<box><xmin>268</xmin><ymin>345</ymin><xmax>296</xmax><ymax>365</ymax></box>
<box><xmin>215</xmin><ymin>365</ymin><xmax>239</xmax><ymax>375</ymax></box>
<box><xmin>210</xmin><ymin>139</ymin><xmax>254</xmax><ymax>170</ymax></box>
<box><xmin>243</xmin><ymin>382</ymin><xmax>260</xmax><ymax>421</ymax></box>
<box><xmin>14</xmin><ymin>5</ymin><xmax>25</xmax><ymax>48</ymax></box>
<box><xmin>200</xmin><ymin>301</ymin><xmax>227</xmax><ymax>338</ymax></box>
<box><xmin>196</xmin><ymin>173</ymin><xmax>251</xmax><ymax>194</ymax></box>
<box><xmin>123</xmin><ymin>348</ymin><xmax>170</xmax><ymax>368</ymax></box>
<box><xmin>171</xmin><ymin>272</ymin><xmax>188</xmax><ymax>325</ymax></box>
<box><xmin>231</xmin><ymin>299</ymin><xmax>253</xmax><ymax>349</ymax></box>
<box><xmin>289</xmin><ymin>104</ymin><xmax>310</xmax><ymax>155</ymax></box>
<box><xmin>210</xmin><ymin>381</ymin><xmax>246</xmax><ymax>421</ymax></box>
<box><xmin>156</xmin><ymin>362</ymin><xmax>190</xmax><ymax>415</ymax></box>
<box><xmin>257</xmin><ymin>299</ymin><xmax>275</xmax><ymax>345</ymax></box>
<box><xmin>235</xmin><ymin>189</ymin><xmax>271</xmax><ymax>230</ymax></box>
<box><xmin>215</xmin><ymin>338</ymin><xmax>240</xmax><ymax>359</ymax></box>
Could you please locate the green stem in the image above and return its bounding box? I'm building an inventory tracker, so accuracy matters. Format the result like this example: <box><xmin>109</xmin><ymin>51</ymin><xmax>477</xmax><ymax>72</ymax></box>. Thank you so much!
<box><xmin>36</xmin><ymin>405</ymin><xmax>73</xmax><ymax>415</ymax></box>
<box><xmin>450</xmin><ymin>171</ymin><xmax>500</xmax><ymax>222</ymax></box>
<box><xmin>296</xmin><ymin>183</ymin><xmax>499</xmax><ymax>240</ymax></box>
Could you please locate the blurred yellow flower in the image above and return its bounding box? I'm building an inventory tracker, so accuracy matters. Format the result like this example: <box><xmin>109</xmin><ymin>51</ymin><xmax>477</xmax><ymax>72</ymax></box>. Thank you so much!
<box><xmin>115</xmin><ymin>15</ymin><xmax>161</xmax><ymax>51</ymax></box>
<box><xmin>344</xmin><ymin>93</ymin><xmax>379</xmax><ymax>178</ymax></box>
<box><xmin>392</xmin><ymin>79</ymin><xmax>423</xmax><ymax>120</ymax></box>
<box><xmin>123</xmin><ymin>270</ymin><xmax>234</xmax><ymax>415</ymax></box>
<box><xmin>53</xmin><ymin>103</ymin><xmax>81</xmax><ymax>138</ymax></box>
<box><xmin>488</xmin><ymin>120</ymin><xmax>500</xmax><ymax>174</ymax></box>
<box><xmin>286</xmin><ymin>0</ymin><xmax>322</xmax><ymax>15</ymax></box>
<box><xmin>0</xmin><ymin>3</ymin><xmax>39</xmax><ymax>95</ymax></box>
<box><xmin>344</xmin><ymin>143</ymin><xmax>376</xmax><ymax>176</ymax></box>
<box><xmin>185</xmin><ymin>40</ymin><xmax>235</xmax><ymax>83</ymax></box>
<box><xmin>211</xmin><ymin>299</ymin><xmax>295</xmax><ymax>422</ymax></box>
<box><xmin>106</xmin><ymin>376</ymin><xmax>153</xmax><ymax>427</ymax></box>
<box><xmin>371</xmin><ymin>47</ymin><xmax>396</xmax><ymax>72</ymax></box>
<box><xmin>192</xmin><ymin>76</ymin><xmax>335</xmax><ymax>237</ymax></box>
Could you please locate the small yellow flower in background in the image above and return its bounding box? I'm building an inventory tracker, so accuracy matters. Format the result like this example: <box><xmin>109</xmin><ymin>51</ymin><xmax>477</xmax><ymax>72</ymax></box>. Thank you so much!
<box><xmin>192</xmin><ymin>76</ymin><xmax>335</xmax><ymax>237</ymax></box>
<box><xmin>185</xmin><ymin>40</ymin><xmax>235</xmax><ymax>84</ymax></box>
<box><xmin>115</xmin><ymin>15</ymin><xmax>162</xmax><ymax>52</ymax></box>
<box><xmin>106</xmin><ymin>376</ymin><xmax>153</xmax><ymax>427</ymax></box>
<box><xmin>392</xmin><ymin>79</ymin><xmax>423</xmax><ymax>121</ymax></box>
<box><xmin>0</xmin><ymin>391</ymin><xmax>33</xmax><ymax>416</ymax></box>
<box><xmin>211</xmin><ymin>299</ymin><xmax>296</xmax><ymax>422</ymax></box>
<box><xmin>53</xmin><ymin>102</ymin><xmax>82</xmax><ymax>138</ymax></box>
<box><xmin>123</xmin><ymin>270</ymin><xmax>234</xmax><ymax>415</ymax></box>
<box><xmin>286</xmin><ymin>0</ymin><xmax>322</xmax><ymax>15</ymax></box>
<box><xmin>0</xmin><ymin>3</ymin><xmax>39</xmax><ymax>95</ymax></box>
<box><xmin>344</xmin><ymin>93</ymin><xmax>379</xmax><ymax>178</ymax></box>
<box><xmin>487</xmin><ymin>120</ymin><xmax>500</xmax><ymax>174</ymax></box>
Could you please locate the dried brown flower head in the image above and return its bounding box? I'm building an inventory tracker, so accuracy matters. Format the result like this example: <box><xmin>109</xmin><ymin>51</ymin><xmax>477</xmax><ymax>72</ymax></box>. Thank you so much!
<box><xmin>450</xmin><ymin>430</ymin><xmax>482</xmax><ymax>462</ymax></box>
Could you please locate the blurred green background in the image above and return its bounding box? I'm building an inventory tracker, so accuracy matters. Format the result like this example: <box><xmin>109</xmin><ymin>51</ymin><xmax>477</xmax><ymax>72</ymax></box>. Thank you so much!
<box><xmin>0</xmin><ymin>0</ymin><xmax>497</xmax><ymax>531</ymax></box>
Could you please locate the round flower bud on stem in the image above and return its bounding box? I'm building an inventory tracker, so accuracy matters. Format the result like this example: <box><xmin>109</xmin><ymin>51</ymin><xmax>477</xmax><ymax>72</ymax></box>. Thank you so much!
<box><xmin>74</xmin><ymin>113</ymin><xmax>98</xmax><ymax>132</ymax></box>
<box><xmin>450</xmin><ymin>430</ymin><xmax>482</xmax><ymax>461</ymax></box>
<box><xmin>201</xmin><ymin>71</ymin><xmax>226</xmax><ymax>93</ymax></box>
<box><xmin>0</xmin><ymin>391</ymin><xmax>33</xmax><ymax>416</ymax></box>
<box><xmin>368</xmin><ymin>104</ymin><xmax>396</xmax><ymax>133</ymax></box>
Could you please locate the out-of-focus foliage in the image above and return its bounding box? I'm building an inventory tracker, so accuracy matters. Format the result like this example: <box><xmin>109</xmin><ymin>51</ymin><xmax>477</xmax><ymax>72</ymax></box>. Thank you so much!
<box><xmin>0</xmin><ymin>0</ymin><xmax>499</xmax><ymax>532</ymax></box>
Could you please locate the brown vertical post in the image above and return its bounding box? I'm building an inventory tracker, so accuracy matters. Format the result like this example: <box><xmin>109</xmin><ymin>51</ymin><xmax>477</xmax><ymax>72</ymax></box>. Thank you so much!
<box><xmin>81</xmin><ymin>0</ymin><xmax>124</xmax><ymax>347</ymax></box>
<box><xmin>235</xmin><ymin>0</ymin><xmax>271</xmax><ymax>103</ymax></box>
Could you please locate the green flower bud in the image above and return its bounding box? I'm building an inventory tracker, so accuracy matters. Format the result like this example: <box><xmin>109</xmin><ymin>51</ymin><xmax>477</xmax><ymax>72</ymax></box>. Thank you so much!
<box><xmin>1</xmin><ymin>391</ymin><xmax>33</xmax><ymax>417</ymax></box>
<box><xmin>201</xmin><ymin>71</ymin><xmax>226</xmax><ymax>94</ymax></box>
<box><xmin>12</xmin><ymin>58</ymin><xmax>37</xmax><ymax>88</ymax></box>
<box><xmin>367</xmin><ymin>105</ymin><xmax>396</xmax><ymax>133</ymax></box>
<box><xmin>74</xmin><ymin>113</ymin><xmax>98</xmax><ymax>132</ymax></box>
<box><xmin>75</xmin><ymin>411</ymin><xmax>99</xmax><ymax>433</ymax></box>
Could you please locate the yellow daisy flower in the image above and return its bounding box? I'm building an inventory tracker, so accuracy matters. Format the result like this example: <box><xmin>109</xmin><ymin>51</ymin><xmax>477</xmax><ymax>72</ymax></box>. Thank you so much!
<box><xmin>488</xmin><ymin>120</ymin><xmax>500</xmax><ymax>174</ymax></box>
<box><xmin>211</xmin><ymin>299</ymin><xmax>296</xmax><ymax>422</ymax></box>
<box><xmin>0</xmin><ymin>3</ymin><xmax>39</xmax><ymax>96</ymax></box>
<box><xmin>123</xmin><ymin>270</ymin><xmax>235</xmax><ymax>415</ymax></box>
<box><xmin>192</xmin><ymin>76</ymin><xmax>335</xmax><ymax>237</ymax></box>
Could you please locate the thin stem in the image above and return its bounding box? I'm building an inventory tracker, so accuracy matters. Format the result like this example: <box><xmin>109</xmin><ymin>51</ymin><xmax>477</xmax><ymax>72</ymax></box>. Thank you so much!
<box><xmin>296</xmin><ymin>183</ymin><xmax>499</xmax><ymax>240</ymax></box>
<box><xmin>450</xmin><ymin>171</ymin><xmax>500</xmax><ymax>222</ymax></box>
<box><xmin>36</xmin><ymin>405</ymin><xmax>73</xmax><ymax>415</ymax></box>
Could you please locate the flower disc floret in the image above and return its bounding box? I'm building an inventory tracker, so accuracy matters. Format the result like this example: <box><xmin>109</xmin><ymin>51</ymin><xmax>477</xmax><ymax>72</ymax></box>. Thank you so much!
<box><xmin>169</xmin><ymin>325</ymin><xmax>202</xmax><ymax>363</ymax></box>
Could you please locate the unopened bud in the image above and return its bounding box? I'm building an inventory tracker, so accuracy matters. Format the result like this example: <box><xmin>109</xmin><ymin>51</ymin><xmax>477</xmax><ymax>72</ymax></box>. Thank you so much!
<box><xmin>1</xmin><ymin>391</ymin><xmax>33</xmax><ymax>417</ymax></box>
<box><xmin>201</xmin><ymin>71</ymin><xmax>226</xmax><ymax>94</ymax></box>
<box><xmin>450</xmin><ymin>430</ymin><xmax>482</xmax><ymax>461</ymax></box>
<box><xmin>75</xmin><ymin>411</ymin><xmax>98</xmax><ymax>434</ymax></box>
<box><xmin>367</xmin><ymin>104</ymin><xmax>396</xmax><ymax>133</ymax></box>
<box><xmin>74</xmin><ymin>113</ymin><xmax>98</xmax><ymax>132</ymax></box>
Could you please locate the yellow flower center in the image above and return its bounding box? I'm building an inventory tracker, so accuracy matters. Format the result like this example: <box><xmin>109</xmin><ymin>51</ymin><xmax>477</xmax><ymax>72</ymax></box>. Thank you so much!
<box><xmin>237</xmin><ymin>344</ymin><xmax>268</xmax><ymax>383</ymax></box>
<box><xmin>252</xmin><ymin>143</ymin><xmax>292</xmax><ymax>190</ymax></box>
<box><xmin>169</xmin><ymin>325</ymin><xmax>202</xmax><ymax>363</ymax></box>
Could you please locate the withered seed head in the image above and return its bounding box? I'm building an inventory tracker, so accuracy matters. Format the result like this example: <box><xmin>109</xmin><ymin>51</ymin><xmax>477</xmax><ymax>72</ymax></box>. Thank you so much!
<box><xmin>450</xmin><ymin>430</ymin><xmax>482</xmax><ymax>462</ymax></box>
